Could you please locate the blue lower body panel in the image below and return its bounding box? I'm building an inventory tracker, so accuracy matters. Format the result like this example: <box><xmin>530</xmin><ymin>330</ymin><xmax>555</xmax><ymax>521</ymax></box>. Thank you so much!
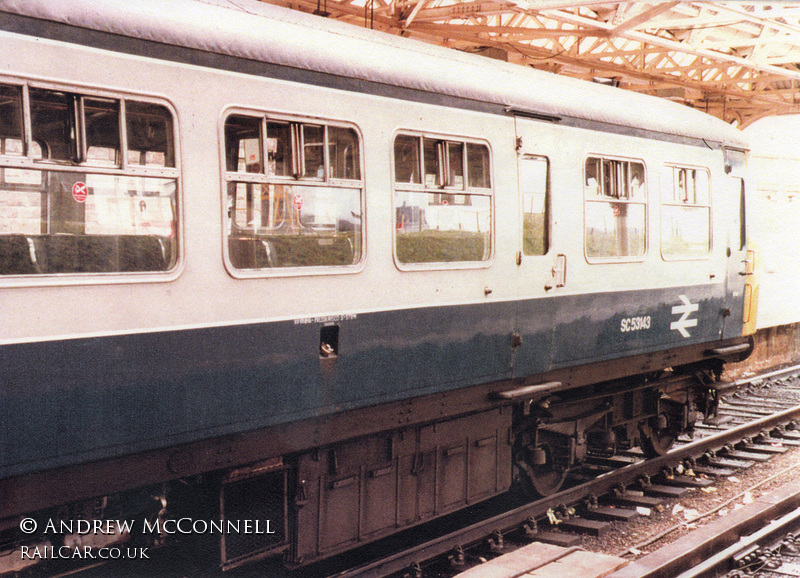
<box><xmin>0</xmin><ymin>284</ymin><xmax>733</xmax><ymax>480</ymax></box>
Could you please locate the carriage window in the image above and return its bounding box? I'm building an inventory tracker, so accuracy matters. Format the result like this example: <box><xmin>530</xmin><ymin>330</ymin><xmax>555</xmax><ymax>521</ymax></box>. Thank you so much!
<box><xmin>225</xmin><ymin>115</ymin><xmax>262</xmax><ymax>173</ymax></box>
<box><xmin>84</xmin><ymin>97</ymin><xmax>120</xmax><ymax>166</ymax></box>
<box><xmin>447</xmin><ymin>142</ymin><xmax>464</xmax><ymax>188</ymax></box>
<box><xmin>520</xmin><ymin>156</ymin><xmax>549</xmax><ymax>256</ymax></box>
<box><xmin>224</xmin><ymin>113</ymin><xmax>362</xmax><ymax>271</ymax></box>
<box><xmin>393</xmin><ymin>133</ymin><xmax>492</xmax><ymax>264</ymax></box>
<box><xmin>661</xmin><ymin>165</ymin><xmax>710</xmax><ymax>259</ymax></box>
<box><xmin>423</xmin><ymin>138</ymin><xmax>440</xmax><ymax>188</ymax></box>
<box><xmin>126</xmin><ymin>101</ymin><xmax>175</xmax><ymax>168</ymax></box>
<box><xmin>0</xmin><ymin>84</ymin><xmax>23</xmax><ymax>153</ymax></box>
<box><xmin>584</xmin><ymin>157</ymin><xmax>646</xmax><ymax>259</ymax></box>
<box><xmin>0</xmin><ymin>82</ymin><xmax>178</xmax><ymax>276</ymax></box>
<box><xmin>467</xmin><ymin>143</ymin><xmax>491</xmax><ymax>189</ymax></box>
<box><xmin>265</xmin><ymin>121</ymin><xmax>291</xmax><ymax>177</ymax></box>
<box><xmin>328</xmin><ymin>126</ymin><xmax>360</xmax><ymax>180</ymax></box>
<box><xmin>303</xmin><ymin>124</ymin><xmax>325</xmax><ymax>179</ymax></box>
<box><xmin>394</xmin><ymin>134</ymin><xmax>420</xmax><ymax>184</ymax></box>
<box><xmin>29</xmin><ymin>88</ymin><xmax>75</xmax><ymax>162</ymax></box>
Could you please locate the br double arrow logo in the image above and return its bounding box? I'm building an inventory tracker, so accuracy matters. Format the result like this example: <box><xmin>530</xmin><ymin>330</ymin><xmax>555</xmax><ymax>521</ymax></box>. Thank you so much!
<box><xmin>670</xmin><ymin>294</ymin><xmax>698</xmax><ymax>338</ymax></box>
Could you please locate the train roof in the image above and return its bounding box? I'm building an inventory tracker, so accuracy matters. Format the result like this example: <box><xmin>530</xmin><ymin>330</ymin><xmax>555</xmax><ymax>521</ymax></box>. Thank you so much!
<box><xmin>0</xmin><ymin>0</ymin><xmax>747</xmax><ymax>149</ymax></box>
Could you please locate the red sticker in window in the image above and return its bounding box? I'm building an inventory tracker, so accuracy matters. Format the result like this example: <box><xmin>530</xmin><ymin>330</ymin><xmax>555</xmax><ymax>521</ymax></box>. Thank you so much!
<box><xmin>293</xmin><ymin>194</ymin><xmax>303</xmax><ymax>211</ymax></box>
<box><xmin>72</xmin><ymin>182</ymin><xmax>88</xmax><ymax>203</ymax></box>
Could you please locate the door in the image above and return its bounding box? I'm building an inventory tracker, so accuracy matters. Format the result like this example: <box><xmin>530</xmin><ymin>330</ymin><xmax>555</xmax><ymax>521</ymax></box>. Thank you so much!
<box><xmin>511</xmin><ymin>118</ymin><xmax>559</xmax><ymax>376</ymax></box>
<box><xmin>722</xmin><ymin>148</ymin><xmax>752</xmax><ymax>339</ymax></box>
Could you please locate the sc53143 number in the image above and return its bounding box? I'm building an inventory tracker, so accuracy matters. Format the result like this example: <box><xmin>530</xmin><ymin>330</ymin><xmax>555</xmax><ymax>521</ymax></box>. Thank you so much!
<box><xmin>620</xmin><ymin>316</ymin><xmax>651</xmax><ymax>332</ymax></box>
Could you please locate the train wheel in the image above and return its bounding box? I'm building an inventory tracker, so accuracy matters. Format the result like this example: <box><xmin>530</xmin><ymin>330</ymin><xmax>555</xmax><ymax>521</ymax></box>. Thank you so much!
<box><xmin>515</xmin><ymin>430</ymin><xmax>569</xmax><ymax>497</ymax></box>
<box><xmin>526</xmin><ymin>464</ymin><xmax>569</xmax><ymax>497</ymax></box>
<box><xmin>640</xmin><ymin>414</ymin><xmax>677</xmax><ymax>457</ymax></box>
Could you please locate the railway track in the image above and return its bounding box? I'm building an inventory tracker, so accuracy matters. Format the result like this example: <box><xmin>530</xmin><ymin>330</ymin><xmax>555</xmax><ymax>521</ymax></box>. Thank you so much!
<box><xmin>612</xmin><ymin>476</ymin><xmax>800</xmax><ymax>578</ymax></box>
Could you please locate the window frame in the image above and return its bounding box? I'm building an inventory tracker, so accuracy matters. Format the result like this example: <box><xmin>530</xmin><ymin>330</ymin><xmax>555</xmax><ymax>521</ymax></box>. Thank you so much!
<box><xmin>220</xmin><ymin>107</ymin><xmax>366</xmax><ymax>278</ymax></box>
<box><xmin>392</xmin><ymin>130</ymin><xmax>494</xmax><ymax>271</ymax></box>
<box><xmin>583</xmin><ymin>154</ymin><xmax>648</xmax><ymax>263</ymax></box>
<box><xmin>0</xmin><ymin>76</ymin><xmax>182</xmax><ymax>285</ymax></box>
<box><xmin>660</xmin><ymin>163</ymin><xmax>712</xmax><ymax>261</ymax></box>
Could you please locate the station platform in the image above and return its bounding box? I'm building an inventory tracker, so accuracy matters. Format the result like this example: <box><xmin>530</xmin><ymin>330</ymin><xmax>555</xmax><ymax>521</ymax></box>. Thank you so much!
<box><xmin>454</xmin><ymin>542</ymin><xmax>628</xmax><ymax>578</ymax></box>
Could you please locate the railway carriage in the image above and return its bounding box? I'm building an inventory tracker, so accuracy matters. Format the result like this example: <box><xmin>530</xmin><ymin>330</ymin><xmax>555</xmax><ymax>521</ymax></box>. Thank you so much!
<box><xmin>0</xmin><ymin>0</ymin><xmax>756</xmax><ymax>572</ymax></box>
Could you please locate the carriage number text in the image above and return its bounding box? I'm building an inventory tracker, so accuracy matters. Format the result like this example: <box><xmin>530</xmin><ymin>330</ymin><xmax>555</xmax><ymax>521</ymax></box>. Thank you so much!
<box><xmin>620</xmin><ymin>316</ymin><xmax>651</xmax><ymax>332</ymax></box>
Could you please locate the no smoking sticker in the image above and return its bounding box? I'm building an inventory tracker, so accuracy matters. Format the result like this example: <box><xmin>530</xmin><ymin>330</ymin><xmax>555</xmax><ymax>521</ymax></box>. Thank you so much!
<box><xmin>72</xmin><ymin>182</ymin><xmax>88</xmax><ymax>203</ymax></box>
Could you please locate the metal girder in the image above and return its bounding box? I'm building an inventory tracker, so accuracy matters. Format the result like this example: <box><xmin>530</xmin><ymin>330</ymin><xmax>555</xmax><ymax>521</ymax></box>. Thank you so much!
<box><xmin>260</xmin><ymin>0</ymin><xmax>800</xmax><ymax>126</ymax></box>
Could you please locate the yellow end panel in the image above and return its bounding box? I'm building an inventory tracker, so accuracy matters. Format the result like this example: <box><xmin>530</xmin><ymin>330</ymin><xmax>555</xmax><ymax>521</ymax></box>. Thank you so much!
<box><xmin>742</xmin><ymin>247</ymin><xmax>759</xmax><ymax>335</ymax></box>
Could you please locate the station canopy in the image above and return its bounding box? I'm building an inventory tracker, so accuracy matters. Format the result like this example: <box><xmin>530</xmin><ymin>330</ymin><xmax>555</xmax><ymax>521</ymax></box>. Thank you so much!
<box><xmin>259</xmin><ymin>0</ymin><xmax>800</xmax><ymax>127</ymax></box>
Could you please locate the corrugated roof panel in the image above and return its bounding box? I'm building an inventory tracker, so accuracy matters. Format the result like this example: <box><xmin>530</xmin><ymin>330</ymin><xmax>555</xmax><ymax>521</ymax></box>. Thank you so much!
<box><xmin>0</xmin><ymin>0</ymin><xmax>747</xmax><ymax>148</ymax></box>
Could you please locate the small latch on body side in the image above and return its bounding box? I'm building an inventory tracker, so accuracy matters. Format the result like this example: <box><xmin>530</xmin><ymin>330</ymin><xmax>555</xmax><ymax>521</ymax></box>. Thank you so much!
<box><xmin>320</xmin><ymin>325</ymin><xmax>339</xmax><ymax>358</ymax></box>
<box><xmin>553</xmin><ymin>253</ymin><xmax>567</xmax><ymax>287</ymax></box>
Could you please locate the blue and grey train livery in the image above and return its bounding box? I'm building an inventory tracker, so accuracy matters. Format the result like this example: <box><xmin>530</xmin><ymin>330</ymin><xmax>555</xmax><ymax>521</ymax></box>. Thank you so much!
<box><xmin>0</xmin><ymin>0</ymin><xmax>756</xmax><ymax>572</ymax></box>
